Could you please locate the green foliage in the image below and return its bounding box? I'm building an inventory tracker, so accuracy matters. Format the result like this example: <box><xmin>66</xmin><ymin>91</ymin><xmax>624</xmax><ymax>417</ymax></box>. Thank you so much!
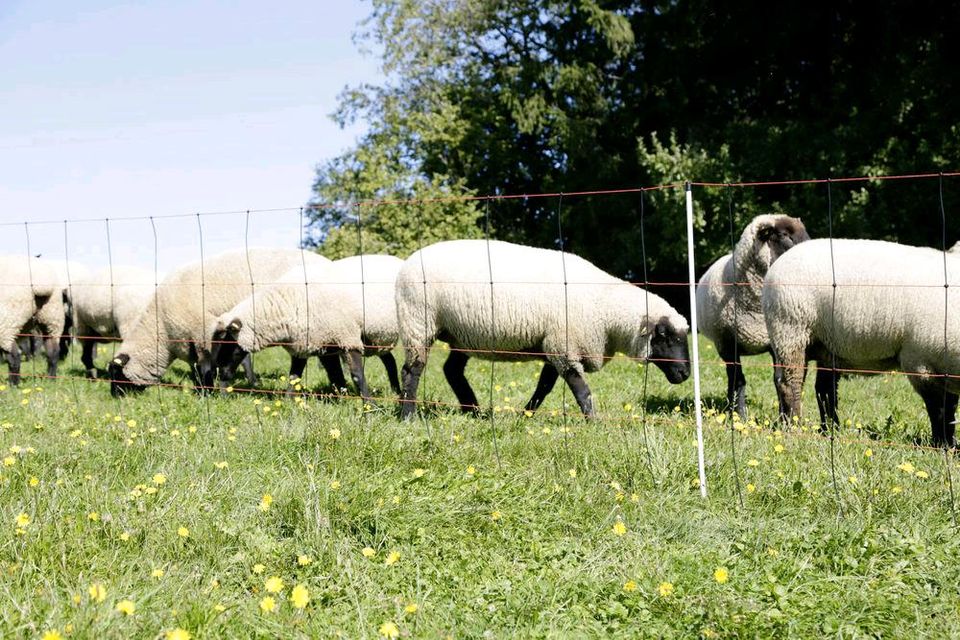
<box><xmin>311</xmin><ymin>1</ymin><xmax>960</xmax><ymax>302</ymax></box>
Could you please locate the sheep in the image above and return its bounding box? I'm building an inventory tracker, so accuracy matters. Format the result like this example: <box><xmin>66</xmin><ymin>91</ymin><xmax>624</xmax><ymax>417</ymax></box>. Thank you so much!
<box><xmin>395</xmin><ymin>239</ymin><xmax>691</xmax><ymax>419</ymax></box>
<box><xmin>696</xmin><ymin>214</ymin><xmax>810</xmax><ymax>418</ymax></box>
<box><xmin>70</xmin><ymin>266</ymin><xmax>160</xmax><ymax>378</ymax></box>
<box><xmin>762</xmin><ymin>238</ymin><xmax>960</xmax><ymax>446</ymax></box>
<box><xmin>0</xmin><ymin>255</ymin><xmax>66</xmax><ymax>385</ymax></box>
<box><xmin>108</xmin><ymin>248</ymin><xmax>331</xmax><ymax>395</ymax></box>
<box><xmin>211</xmin><ymin>254</ymin><xmax>404</xmax><ymax>400</ymax></box>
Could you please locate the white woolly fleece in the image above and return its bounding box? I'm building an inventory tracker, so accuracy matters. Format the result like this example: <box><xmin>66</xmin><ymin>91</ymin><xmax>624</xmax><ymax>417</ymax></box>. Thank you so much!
<box><xmin>396</xmin><ymin>239</ymin><xmax>688</xmax><ymax>375</ymax></box>
<box><xmin>218</xmin><ymin>254</ymin><xmax>403</xmax><ymax>357</ymax></box>
<box><xmin>763</xmin><ymin>238</ymin><xmax>960</xmax><ymax>390</ymax></box>
<box><xmin>115</xmin><ymin>248</ymin><xmax>331</xmax><ymax>385</ymax></box>
<box><xmin>0</xmin><ymin>256</ymin><xmax>65</xmax><ymax>352</ymax></box>
<box><xmin>72</xmin><ymin>266</ymin><xmax>160</xmax><ymax>340</ymax></box>
<box><xmin>697</xmin><ymin>214</ymin><xmax>803</xmax><ymax>354</ymax></box>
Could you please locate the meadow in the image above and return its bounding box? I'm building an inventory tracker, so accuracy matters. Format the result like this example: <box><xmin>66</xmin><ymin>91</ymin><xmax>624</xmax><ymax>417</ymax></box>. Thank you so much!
<box><xmin>2</xmin><ymin>338</ymin><xmax>959</xmax><ymax>639</ymax></box>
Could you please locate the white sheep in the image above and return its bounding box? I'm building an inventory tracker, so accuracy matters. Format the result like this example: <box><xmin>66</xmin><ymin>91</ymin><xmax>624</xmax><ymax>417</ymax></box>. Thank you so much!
<box><xmin>0</xmin><ymin>255</ymin><xmax>66</xmax><ymax>385</ymax></box>
<box><xmin>696</xmin><ymin>214</ymin><xmax>809</xmax><ymax>417</ymax></box>
<box><xmin>762</xmin><ymin>238</ymin><xmax>960</xmax><ymax>446</ymax></box>
<box><xmin>70</xmin><ymin>266</ymin><xmax>160</xmax><ymax>378</ymax></box>
<box><xmin>395</xmin><ymin>239</ymin><xmax>691</xmax><ymax>419</ymax></box>
<box><xmin>108</xmin><ymin>247</ymin><xmax>330</xmax><ymax>395</ymax></box>
<box><xmin>212</xmin><ymin>254</ymin><xmax>404</xmax><ymax>400</ymax></box>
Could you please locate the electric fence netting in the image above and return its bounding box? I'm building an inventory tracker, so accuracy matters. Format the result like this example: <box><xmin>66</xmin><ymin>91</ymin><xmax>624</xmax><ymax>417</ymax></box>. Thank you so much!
<box><xmin>1</xmin><ymin>170</ymin><xmax>959</xmax><ymax>520</ymax></box>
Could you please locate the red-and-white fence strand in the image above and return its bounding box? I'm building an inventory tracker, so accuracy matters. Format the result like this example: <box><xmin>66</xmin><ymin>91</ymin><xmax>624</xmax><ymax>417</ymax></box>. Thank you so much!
<box><xmin>2</xmin><ymin>170</ymin><xmax>959</xmax><ymax>510</ymax></box>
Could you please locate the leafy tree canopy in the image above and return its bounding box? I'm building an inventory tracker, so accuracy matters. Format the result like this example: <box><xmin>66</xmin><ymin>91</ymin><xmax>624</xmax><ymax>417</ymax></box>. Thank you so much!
<box><xmin>308</xmin><ymin>0</ymin><xmax>959</xmax><ymax>307</ymax></box>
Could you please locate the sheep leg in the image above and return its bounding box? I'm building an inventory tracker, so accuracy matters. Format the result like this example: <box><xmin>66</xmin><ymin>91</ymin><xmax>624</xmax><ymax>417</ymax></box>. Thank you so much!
<box><xmin>916</xmin><ymin>383</ymin><xmax>959</xmax><ymax>448</ymax></box>
<box><xmin>43</xmin><ymin>335</ymin><xmax>59</xmax><ymax>380</ymax></box>
<box><xmin>720</xmin><ymin>345</ymin><xmax>747</xmax><ymax>420</ymax></box>
<box><xmin>241</xmin><ymin>353</ymin><xmax>258</xmax><ymax>386</ymax></box>
<box><xmin>524</xmin><ymin>362</ymin><xmax>559</xmax><ymax>413</ymax></box>
<box><xmin>319</xmin><ymin>352</ymin><xmax>347</xmax><ymax>391</ymax></box>
<box><xmin>400</xmin><ymin>354</ymin><xmax>427</xmax><ymax>420</ymax></box>
<box><xmin>773</xmin><ymin>349</ymin><xmax>805</xmax><ymax>424</ymax></box>
<box><xmin>814</xmin><ymin>364</ymin><xmax>840</xmax><ymax>432</ymax></box>
<box><xmin>378</xmin><ymin>351</ymin><xmax>402</xmax><ymax>395</ymax></box>
<box><xmin>345</xmin><ymin>349</ymin><xmax>371</xmax><ymax>402</ymax></box>
<box><xmin>6</xmin><ymin>343</ymin><xmax>22</xmax><ymax>386</ymax></box>
<box><xmin>442</xmin><ymin>350</ymin><xmax>480</xmax><ymax>414</ymax></box>
<box><xmin>561</xmin><ymin>368</ymin><xmax>594</xmax><ymax>417</ymax></box>
<box><xmin>81</xmin><ymin>338</ymin><xmax>99</xmax><ymax>378</ymax></box>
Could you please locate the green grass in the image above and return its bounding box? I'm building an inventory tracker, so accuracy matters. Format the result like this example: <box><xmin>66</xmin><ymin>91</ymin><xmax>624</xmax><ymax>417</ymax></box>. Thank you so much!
<box><xmin>2</xmin><ymin>338</ymin><xmax>959</xmax><ymax>639</ymax></box>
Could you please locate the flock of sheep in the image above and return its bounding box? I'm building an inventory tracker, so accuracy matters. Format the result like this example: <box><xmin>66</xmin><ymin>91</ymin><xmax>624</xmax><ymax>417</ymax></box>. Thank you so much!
<box><xmin>1</xmin><ymin>218</ymin><xmax>958</xmax><ymax>446</ymax></box>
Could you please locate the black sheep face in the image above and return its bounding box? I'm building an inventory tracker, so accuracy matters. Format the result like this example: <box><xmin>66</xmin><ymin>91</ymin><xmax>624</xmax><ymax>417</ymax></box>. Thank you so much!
<box><xmin>649</xmin><ymin>318</ymin><xmax>690</xmax><ymax>384</ymax></box>
<box><xmin>109</xmin><ymin>353</ymin><xmax>147</xmax><ymax>397</ymax></box>
<box><xmin>756</xmin><ymin>217</ymin><xmax>810</xmax><ymax>262</ymax></box>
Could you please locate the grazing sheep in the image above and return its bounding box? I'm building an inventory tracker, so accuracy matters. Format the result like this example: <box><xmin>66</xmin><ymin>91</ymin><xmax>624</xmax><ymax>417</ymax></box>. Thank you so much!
<box><xmin>696</xmin><ymin>214</ymin><xmax>810</xmax><ymax>417</ymax></box>
<box><xmin>212</xmin><ymin>254</ymin><xmax>404</xmax><ymax>400</ymax></box>
<box><xmin>108</xmin><ymin>248</ymin><xmax>330</xmax><ymax>395</ymax></box>
<box><xmin>71</xmin><ymin>266</ymin><xmax>159</xmax><ymax>378</ymax></box>
<box><xmin>395</xmin><ymin>239</ymin><xmax>691</xmax><ymax>419</ymax></box>
<box><xmin>763</xmin><ymin>238</ymin><xmax>960</xmax><ymax>446</ymax></box>
<box><xmin>0</xmin><ymin>256</ymin><xmax>66</xmax><ymax>385</ymax></box>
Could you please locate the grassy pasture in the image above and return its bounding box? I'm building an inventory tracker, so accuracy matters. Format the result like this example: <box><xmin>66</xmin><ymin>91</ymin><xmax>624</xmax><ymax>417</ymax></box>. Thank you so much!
<box><xmin>1</xmin><ymin>338</ymin><xmax>959</xmax><ymax>638</ymax></box>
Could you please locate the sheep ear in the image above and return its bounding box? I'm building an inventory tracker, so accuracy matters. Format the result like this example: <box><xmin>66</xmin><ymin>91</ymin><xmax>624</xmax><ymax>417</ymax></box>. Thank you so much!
<box><xmin>756</xmin><ymin>223</ymin><xmax>776</xmax><ymax>242</ymax></box>
<box><xmin>228</xmin><ymin>319</ymin><xmax>242</xmax><ymax>333</ymax></box>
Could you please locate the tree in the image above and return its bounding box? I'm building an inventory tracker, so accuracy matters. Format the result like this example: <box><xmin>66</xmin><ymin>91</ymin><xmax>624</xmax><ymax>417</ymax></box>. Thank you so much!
<box><xmin>308</xmin><ymin>0</ymin><xmax>960</xmax><ymax>310</ymax></box>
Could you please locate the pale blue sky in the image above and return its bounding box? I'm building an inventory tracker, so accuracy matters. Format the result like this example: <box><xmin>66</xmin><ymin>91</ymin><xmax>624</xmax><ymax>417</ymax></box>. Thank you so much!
<box><xmin>0</xmin><ymin>0</ymin><xmax>380</xmax><ymax>272</ymax></box>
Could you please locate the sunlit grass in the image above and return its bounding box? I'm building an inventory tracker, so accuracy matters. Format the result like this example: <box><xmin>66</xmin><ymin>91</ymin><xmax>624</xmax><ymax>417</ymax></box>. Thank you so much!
<box><xmin>2</xmin><ymin>337</ymin><xmax>958</xmax><ymax>638</ymax></box>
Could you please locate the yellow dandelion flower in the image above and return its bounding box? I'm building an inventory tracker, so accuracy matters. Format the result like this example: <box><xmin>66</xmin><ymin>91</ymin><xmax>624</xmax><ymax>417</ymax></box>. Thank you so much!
<box><xmin>328</xmin><ymin>428</ymin><xmax>341</xmax><ymax>440</ymax></box>
<box><xmin>213</xmin><ymin>603</ymin><xmax>226</xmax><ymax>612</ymax></box>
<box><xmin>252</xmin><ymin>563</ymin><xmax>266</xmax><ymax>574</ymax></box>
<box><xmin>15</xmin><ymin>512</ymin><xmax>30</xmax><ymax>527</ymax></box>
<box><xmin>88</xmin><ymin>582</ymin><xmax>106</xmax><ymax>603</ymax></box>
<box><xmin>747</xmin><ymin>459</ymin><xmax>759</xmax><ymax>467</ymax></box>
<box><xmin>612</xmin><ymin>521</ymin><xmax>627</xmax><ymax>537</ymax></box>
<box><xmin>891</xmin><ymin>485</ymin><xmax>903</xmax><ymax>494</ymax></box>
<box><xmin>746</xmin><ymin>483</ymin><xmax>756</xmax><ymax>493</ymax></box>
<box><xmin>404</xmin><ymin>602</ymin><xmax>418</xmax><ymax>614</ymax></box>
<box><xmin>177</xmin><ymin>526</ymin><xmax>190</xmax><ymax>538</ymax></box>
<box><xmin>151</xmin><ymin>568</ymin><xmax>165</xmax><ymax>579</ymax></box>
<box><xmin>265</xmin><ymin>576</ymin><xmax>284</xmax><ymax>593</ymax></box>
<box><xmin>378</xmin><ymin>621</ymin><xmax>400</xmax><ymax>639</ymax></box>
<box><xmin>3</xmin><ymin>456</ymin><xmax>16</xmax><ymax>466</ymax></box>
<box><xmin>568</xmin><ymin>469</ymin><xmax>577</xmax><ymax>478</ymax></box>
<box><xmin>623</xmin><ymin>580</ymin><xmax>638</xmax><ymax>592</ymax></box>
<box><xmin>916</xmin><ymin>470</ymin><xmax>929</xmax><ymax>479</ymax></box>
<box><xmin>42</xmin><ymin>631</ymin><xmax>63</xmax><ymax>640</ymax></box>
<box><xmin>412</xmin><ymin>468</ymin><xmax>426</xmax><ymax>478</ymax></box>
<box><xmin>329</xmin><ymin>480</ymin><xmax>341</xmax><ymax>490</ymax></box>
<box><xmin>259</xmin><ymin>494</ymin><xmax>273</xmax><ymax>511</ymax></box>
<box><xmin>864</xmin><ymin>448</ymin><xmax>873</xmax><ymax>458</ymax></box>
<box><xmin>658</xmin><ymin>582</ymin><xmax>674</xmax><ymax>597</ymax></box>
<box><xmin>773</xmin><ymin>444</ymin><xmax>784</xmax><ymax>453</ymax></box>
<box><xmin>214</xmin><ymin>461</ymin><xmax>228</xmax><ymax>469</ymax></box>
<box><xmin>491</xmin><ymin>510</ymin><xmax>502</xmax><ymax>521</ymax></box>
<box><xmin>259</xmin><ymin>596</ymin><xmax>276</xmax><ymax>613</ymax></box>
<box><xmin>87</xmin><ymin>512</ymin><xmax>99</xmax><ymax>522</ymax></box>
<box><xmin>165</xmin><ymin>629</ymin><xmax>191</xmax><ymax>640</ymax></box>
<box><xmin>115</xmin><ymin>599</ymin><xmax>135</xmax><ymax>615</ymax></box>
<box><xmin>152</xmin><ymin>473</ymin><xmax>167</xmax><ymax>485</ymax></box>
<box><xmin>466</xmin><ymin>465</ymin><xmax>476</xmax><ymax>475</ymax></box>
<box><xmin>898</xmin><ymin>462</ymin><xmax>915</xmax><ymax>474</ymax></box>
<box><xmin>290</xmin><ymin>583</ymin><xmax>310</xmax><ymax>609</ymax></box>
<box><xmin>362</xmin><ymin>547</ymin><xmax>376</xmax><ymax>558</ymax></box>
<box><xmin>28</xmin><ymin>476</ymin><xmax>39</xmax><ymax>487</ymax></box>
<box><xmin>119</xmin><ymin>531</ymin><xmax>130</xmax><ymax>542</ymax></box>
<box><xmin>713</xmin><ymin>567</ymin><xmax>729</xmax><ymax>584</ymax></box>
<box><xmin>385</xmin><ymin>551</ymin><xmax>401</xmax><ymax>566</ymax></box>
<box><xmin>297</xmin><ymin>555</ymin><xmax>312</xmax><ymax>566</ymax></box>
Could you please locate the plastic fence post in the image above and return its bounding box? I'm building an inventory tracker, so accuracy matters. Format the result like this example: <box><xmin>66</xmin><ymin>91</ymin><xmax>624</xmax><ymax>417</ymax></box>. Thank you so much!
<box><xmin>685</xmin><ymin>182</ymin><xmax>707</xmax><ymax>498</ymax></box>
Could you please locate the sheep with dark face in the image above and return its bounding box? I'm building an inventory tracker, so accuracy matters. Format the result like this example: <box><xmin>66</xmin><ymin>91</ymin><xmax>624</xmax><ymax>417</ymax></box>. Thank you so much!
<box><xmin>696</xmin><ymin>214</ymin><xmax>810</xmax><ymax>417</ymax></box>
<box><xmin>211</xmin><ymin>254</ymin><xmax>404</xmax><ymax>401</ymax></box>
<box><xmin>108</xmin><ymin>248</ymin><xmax>330</xmax><ymax>396</ymax></box>
<box><xmin>763</xmin><ymin>238</ymin><xmax>960</xmax><ymax>447</ymax></box>
<box><xmin>0</xmin><ymin>256</ymin><xmax>65</xmax><ymax>385</ymax></box>
<box><xmin>395</xmin><ymin>239</ymin><xmax>691</xmax><ymax>419</ymax></box>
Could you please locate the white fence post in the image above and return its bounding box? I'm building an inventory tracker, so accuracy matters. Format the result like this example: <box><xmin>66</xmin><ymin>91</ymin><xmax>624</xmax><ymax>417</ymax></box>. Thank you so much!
<box><xmin>685</xmin><ymin>182</ymin><xmax>707</xmax><ymax>498</ymax></box>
